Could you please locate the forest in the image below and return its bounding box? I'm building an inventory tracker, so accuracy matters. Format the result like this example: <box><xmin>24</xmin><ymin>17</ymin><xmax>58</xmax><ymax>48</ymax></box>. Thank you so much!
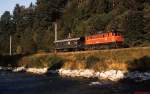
<box><xmin>0</xmin><ymin>0</ymin><xmax>150</xmax><ymax>54</ymax></box>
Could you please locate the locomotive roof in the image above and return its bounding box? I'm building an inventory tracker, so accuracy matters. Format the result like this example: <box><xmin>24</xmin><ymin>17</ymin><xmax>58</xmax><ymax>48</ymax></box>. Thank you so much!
<box><xmin>54</xmin><ymin>38</ymin><xmax>80</xmax><ymax>43</ymax></box>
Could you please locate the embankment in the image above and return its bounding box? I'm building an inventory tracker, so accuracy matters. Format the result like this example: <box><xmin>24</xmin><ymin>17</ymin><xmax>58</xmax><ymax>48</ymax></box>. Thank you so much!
<box><xmin>58</xmin><ymin>47</ymin><xmax>150</xmax><ymax>71</ymax></box>
<box><xmin>0</xmin><ymin>47</ymin><xmax>150</xmax><ymax>81</ymax></box>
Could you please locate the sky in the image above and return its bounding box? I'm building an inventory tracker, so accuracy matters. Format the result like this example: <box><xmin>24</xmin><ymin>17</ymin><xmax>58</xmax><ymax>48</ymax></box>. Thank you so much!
<box><xmin>0</xmin><ymin>0</ymin><xmax>36</xmax><ymax>16</ymax></box>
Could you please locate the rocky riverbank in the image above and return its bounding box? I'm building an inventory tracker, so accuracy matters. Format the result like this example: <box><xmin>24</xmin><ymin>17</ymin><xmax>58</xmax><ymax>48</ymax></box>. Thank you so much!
<box><xmin>0</xmin><ymin>47</ymin><xmax>150</xmax><ymax>81</ymax></box>
<box><xmin>0</xmin><ymin>66</ymin><xmax>150</xmax><ymax>82</ymax></box>
<box><xmin>0</xmin><ymin>66</ymin><xmax>48</xmax><ymax>74</ymax></box>
<box><xmin>58</xmin><ymin>69</ymin><xmax>150</xmax><ymax>81</ymax></box>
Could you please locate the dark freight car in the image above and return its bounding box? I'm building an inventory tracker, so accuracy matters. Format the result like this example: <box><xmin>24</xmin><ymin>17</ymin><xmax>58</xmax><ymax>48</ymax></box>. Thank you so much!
<box><xmin>54</xmin><ymin>38</ymin><xmax>83</xmax><ymax>51</ymax></box>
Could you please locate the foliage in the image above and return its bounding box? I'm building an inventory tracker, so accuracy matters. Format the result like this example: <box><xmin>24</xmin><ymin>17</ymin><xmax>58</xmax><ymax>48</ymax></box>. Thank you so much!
<box><xmin>47</xmin><ymin>55</ymin><xmax>64</xmax><ymax>70</ymax></box>
<box><xmin>18</xmin><ymin>55</ymin><xmax>64</xmax><ymax>69</ymax></box>
<box><xmin>128</xmin><ymin>56</ymin><xmax>150</xmax><ymax>71</ymax></box>
<box><xmin>0</xmin><ymin>0</ymin><xmax>150</xmax><ymax>54</ymax></box>
<box><xmin>61</xmin><ymin>47</ymin><xmax>150</xmax><ymax>71</ymax></box>
<box><xmin>85</xmin><ymin>55</ymin><xmax>99</xmax><ymax>68</ymax></box>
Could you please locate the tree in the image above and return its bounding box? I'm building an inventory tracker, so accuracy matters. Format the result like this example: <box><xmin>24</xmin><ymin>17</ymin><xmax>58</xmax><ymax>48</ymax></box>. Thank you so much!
<box><xmin>0</xmin><ymin>11</ymin><xmax>14</xmax><ymax>34</ymax></box>
<box><xmin>0</xmin><ymin>11</ymin><xmax>15</xmax><ymax>54</ymax></box>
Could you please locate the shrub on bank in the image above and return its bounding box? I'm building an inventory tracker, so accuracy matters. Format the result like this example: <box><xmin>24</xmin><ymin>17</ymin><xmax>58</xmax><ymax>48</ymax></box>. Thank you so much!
<box><xmin>128</xmin><ymin>56</ymin><xmax>150</xmax><ymax>71</ymax></box>
<box><xmin>19</xmin><ymin>55</ymin><xmax>64</xmax><ymax>69</ymax></box>
<box><xmin>47</xmin><ymin>55</ymin><xmax>64</xmax><ymax>70</ymax></box>
<box><xmin>22</xmin><ymin>56</ymin><xmax>49</xmax><ymax>68</ymax></box>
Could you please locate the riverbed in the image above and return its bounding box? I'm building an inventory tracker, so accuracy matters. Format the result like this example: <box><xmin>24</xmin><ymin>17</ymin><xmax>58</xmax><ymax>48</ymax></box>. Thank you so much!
<box><xmin>0</xmin><ymin>71</ymin><xmax>150</xmax><ymax>94</ymax></box>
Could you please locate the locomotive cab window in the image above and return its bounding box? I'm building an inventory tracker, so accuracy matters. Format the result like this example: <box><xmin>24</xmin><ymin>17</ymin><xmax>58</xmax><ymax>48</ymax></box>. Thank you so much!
<box><xmin>103</xmin><ymin>35</ymin><xmax>105</xmax><ymax>38</ymax></box>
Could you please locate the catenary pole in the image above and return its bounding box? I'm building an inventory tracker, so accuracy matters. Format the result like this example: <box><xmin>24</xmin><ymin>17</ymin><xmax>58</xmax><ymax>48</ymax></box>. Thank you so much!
<box><xmin>9</xmin><ymin>35</ymin><xmax>12</xmax><ymax>56</ymax></box>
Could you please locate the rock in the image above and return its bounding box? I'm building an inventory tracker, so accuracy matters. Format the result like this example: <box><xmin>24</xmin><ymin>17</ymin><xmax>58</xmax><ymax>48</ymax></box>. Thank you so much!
<box><xmin>99</xmin><ymin>70</ymin><xmax>124</xmax><ymax>81</ymax></box>
<box><xmin>79</xmin><ymin>69</ymin><xmax>95</xmax><ymax>78</ymax></box>
<box><xmin>12</xmin><ymin>67</ymin><xmax>25</xmax><ymax>72</ymax></box>
<box><xmin>95</xmin><ymin>72</ymin><xmax>100</xmax><ymax>78</ymax></box>
<box><xmin>99</xmin><ymin>72</ymin><xmax>108</xmax><ymax>80</ymax></box>
<box><xmin>126</xmin><ymin>71</ymin><xmax>150</xmax><ymax>81</ymax></box>
<box><xmin>0</xmin><ymin>66</ymin><xmax>2</xmax><ymax>70</ymax></box>
<box><xmin>144</xmin><ymin>72</ymin><xmax>150</xmax><ymax>76</ymax></box>
<box><xmin>126</xmin><ymin>71</ymin><xmax>140</xmax><ymax>79</ymax></box>
<box><xmin>6</xmin><ymin>67</ymin><xmax>13</xmax><ymax>71</ymax></box>
<box><xmin>26</xmin><ymin>68</ymin><xmax>48</xmax><ymax>74</ymax></box>
<box><xmin>107</xmin><ymin>70</ymin><xmax>117</xmax><ymax>81</ymax></box>
<box><xmin>115</xmin><ymin>70</ymin><xmax>124</xmax><ymax>79</ymax></box>
<box><xmin>89</xmin><ymin>81</ymin><xmax>112</xmax><ymax>88</ymax></box>
<box><xmin>61</xmin><ymin>69</ymin><xmax>73</xmax><ymax>77</ymax></box>
<box><xmin>58</xmin><ymin>69</ymin><xmax>63</xmax><ymax>75</ymax></box>
<box><xmin>71</xmin><ymin>70</ymin><xmax>80</xmax><ymax>77</ymax></box>
<box><xmin>58</xmin><ymin>69</ymin><xmax>95</xmax><ymax>78</ymax></box>
<box><xmin>89</xmin><ymin>82</ymin><xmax>102</xmax><ymax>86</ymax></box>
<box><xmin>58</xmin><ymin>69</ymin><xmax>150</xmax><ymax>81</ymax></box>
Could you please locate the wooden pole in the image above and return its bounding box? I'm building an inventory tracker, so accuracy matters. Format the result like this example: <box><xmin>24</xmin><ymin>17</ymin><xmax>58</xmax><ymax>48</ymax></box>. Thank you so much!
<box><xmin>54</xmin><ymin>22</ymin><xmax>58</xmax><ymax>54</ymax></box>
<box><xmin>10</xmin><ymin>35</ymin><xmax>12</xmax><ymax>56</ymax></box>
<box><xmin>54</xmin><ymin>22</ymin><xmax>58</xmax><ymax>42</ymax></box>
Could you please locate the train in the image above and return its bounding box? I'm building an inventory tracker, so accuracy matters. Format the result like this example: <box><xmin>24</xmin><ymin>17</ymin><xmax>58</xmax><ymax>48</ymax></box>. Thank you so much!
<box><xmin>54</xmin><ymin>31</ymin><xmax>124</xmax><ymax>51</ymax></box>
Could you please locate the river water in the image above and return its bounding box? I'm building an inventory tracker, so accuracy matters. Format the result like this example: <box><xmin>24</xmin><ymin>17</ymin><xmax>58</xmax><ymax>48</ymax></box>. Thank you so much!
<box><xmin>0</xmin><ymin>71</ymin><xmax>150</xmax><ymax>94</ymax></box>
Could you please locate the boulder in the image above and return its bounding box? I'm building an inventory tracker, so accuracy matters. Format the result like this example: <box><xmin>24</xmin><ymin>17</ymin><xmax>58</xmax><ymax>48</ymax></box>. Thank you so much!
<box><xmin>79</xmin><ymin>69</ymin><xmax>95</xmax><ymax>78</ymax></box>
<box><xmin>12</xmin><ymin>67</ymin><xmax>25</xmax><ymax>72</ymax></box>
<box><xmin>26</xmin><ymin>68</ymin><xmax>48</xmax><ymax>74</ymax></box>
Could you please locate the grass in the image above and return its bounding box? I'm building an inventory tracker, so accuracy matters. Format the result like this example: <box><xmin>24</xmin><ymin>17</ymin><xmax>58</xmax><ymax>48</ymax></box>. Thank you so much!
<box><xmin>2</xmin><ymin>47</ymin><xmax>150</xmax><ymax>72</ymax></box>
<box><xmin>18</xmin><ymin>54</ymin><xmax>64</xmax><ymax>69</ymax></box>
<box><xmin>59</xmin><ymin>47</ymin><xmax>150</xmax><ymax>72</ymax></box>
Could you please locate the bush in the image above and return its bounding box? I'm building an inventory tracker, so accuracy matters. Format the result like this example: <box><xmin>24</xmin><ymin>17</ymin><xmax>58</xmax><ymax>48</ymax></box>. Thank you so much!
<box><xmin>75</xmin><ymin>54</ymin><xmax>86</xmax><ymax>61</ymax></box>
<box><xmin>85</xmin><ymin>55</ymin><xmax>100</xmax><ymax>68</ymax></box>
<box><xmin>47</xmin><ymin>55</ymin><xmax>64</xmax><ymax>70</ymax></box>
<box><xmin>26</xmin><ymin>56</ymin><xmax>48</xmax><ymax>68</ymax></box>
<box><xmin>19</xmin><ymin>55</ymin><xmax>64</xmax><ymax>69</ymax></box>
<box><xmin>128</xmin><ymin>56</ymin><xmax>150</xmax><ymax>71</ymax></box>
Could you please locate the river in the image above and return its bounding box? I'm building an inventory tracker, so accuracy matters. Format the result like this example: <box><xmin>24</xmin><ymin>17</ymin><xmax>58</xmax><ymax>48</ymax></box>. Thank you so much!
<box><xmin>0</xmin><ymin>71</ymin><xmax>150</xmax><ymax>94</ymax></box>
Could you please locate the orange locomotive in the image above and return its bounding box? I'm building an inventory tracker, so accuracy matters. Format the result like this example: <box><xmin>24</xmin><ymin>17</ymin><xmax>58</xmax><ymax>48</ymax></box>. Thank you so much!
<box><xmin>84</xmin><ymin>32</ymin><xmax>124</xmax><ymax>50</ymax></box>
<box><xmin>85</xmin><ymin>32</ymin><xmax>124</xmax><ymax>45</ymax></box>
<box><xmin>55</xmin><ymin>32</ymin><xmax>125</xmax><ymax>51</ymax></box>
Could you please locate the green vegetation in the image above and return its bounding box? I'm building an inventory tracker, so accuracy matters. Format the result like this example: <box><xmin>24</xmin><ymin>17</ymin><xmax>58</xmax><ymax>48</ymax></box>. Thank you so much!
<box><xmin>0</xmin><ymin>47</ymin><xmax>150</xmax><ymax>72</ymax></box>
<box><xmin>128</xmin><ymin>56</ymin><xmax>150</xmax><ymax>71</ymax></box>
<box><xmin>60</xmin><ymin>47</ymin><xmax>150</xmax><ymax>71</ymax></box>
<box><xmin>0</xmin><ymin>0</ymin><xmax>150</xmax><ymax>54</ymax></box>
<box><xmin>18</xmin><ymin>55</ymin><xmax>64</xmax><ymax>69</ymax></box>
<box><xmin>47</xmin><ymin>55</ymin><xmax>65</xmax><ymax>70</ymax></box>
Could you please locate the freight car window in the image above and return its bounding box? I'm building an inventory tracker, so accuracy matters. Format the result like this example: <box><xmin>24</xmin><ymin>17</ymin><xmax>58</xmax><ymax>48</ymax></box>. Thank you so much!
<box><xmin>61</xmin><ymin>42</ymin><xmax>64</xmax><ymax>46</ymax></box>
<box><xmin>74</xmin><ymin>41</ymin><xmax>76</xmax><ymax>45</ymax></box>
